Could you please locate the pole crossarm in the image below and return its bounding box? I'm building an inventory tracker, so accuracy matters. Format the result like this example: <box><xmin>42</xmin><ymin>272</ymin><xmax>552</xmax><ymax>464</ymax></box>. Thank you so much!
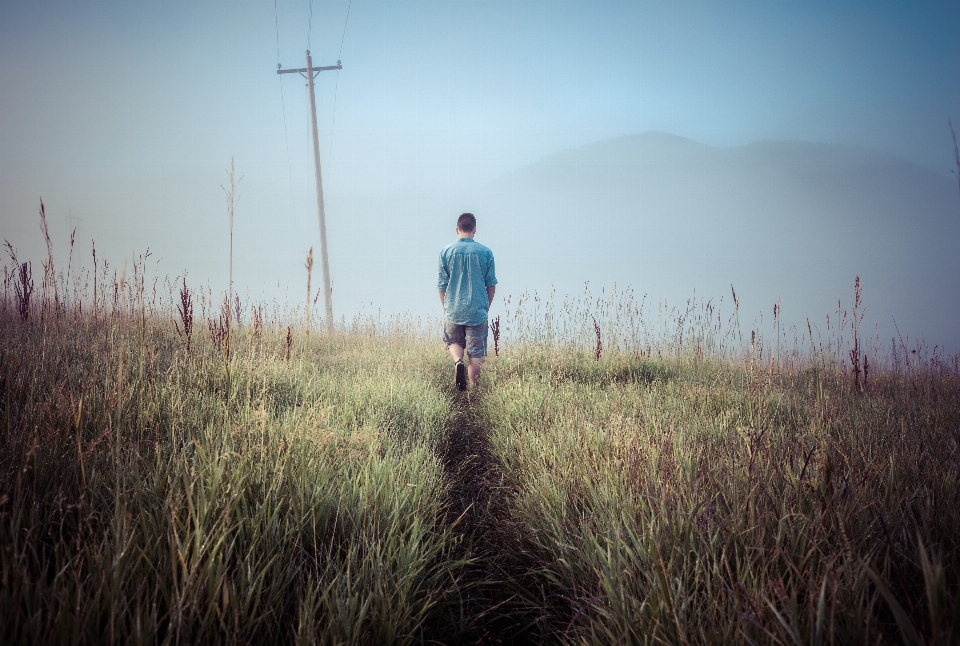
<box><xmin>277</xmin><ymin>63</ymin><xmax>341</xmax><ymax>75</ymax></box>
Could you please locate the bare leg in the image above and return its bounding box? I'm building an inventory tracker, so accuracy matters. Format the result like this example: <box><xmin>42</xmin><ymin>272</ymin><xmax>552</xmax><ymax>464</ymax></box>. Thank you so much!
<box><xmin>448</xmin><ymin>344</ymin><xmax>465</xmax><ymax>362</ymax></box>
<box><xmin>467</xmin><ymin>357</ymin><xmax>482</xmax><ymax>387</ymax></box>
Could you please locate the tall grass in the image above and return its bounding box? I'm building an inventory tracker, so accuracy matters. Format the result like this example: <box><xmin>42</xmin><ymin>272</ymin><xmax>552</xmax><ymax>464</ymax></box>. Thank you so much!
<box><xmin>2</xmin><ymin>230</ymin><xmax>958</xmax><ymax>643</ymax></box>
<box><xmin>0</xmin><ymin>275</ymin><xmax>468</xmax><ymax>643</ymax></box>
<box><xmin>477</xmin><ymin>348</ymin><xmax>960</xmax><ymax>644</ymax></box>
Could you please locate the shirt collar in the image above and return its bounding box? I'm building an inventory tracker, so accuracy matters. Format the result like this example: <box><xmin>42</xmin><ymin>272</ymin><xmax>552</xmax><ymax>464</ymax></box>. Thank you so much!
<box><xmin>457</xmin><ymin>237</ymin><xmax>476</xmax><ymax>242</ymax></box>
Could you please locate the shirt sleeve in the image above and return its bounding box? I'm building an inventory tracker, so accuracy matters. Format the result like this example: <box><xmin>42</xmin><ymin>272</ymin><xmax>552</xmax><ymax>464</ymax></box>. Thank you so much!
<box><xmin>437</xmin><ymin>251</ymin><xmax>449</xmax><ymax>291</ymax></box>
<box><xmin>484</xmin><ymin>250</ymin><xmax>498</xmax><ymax>287</ymax></box>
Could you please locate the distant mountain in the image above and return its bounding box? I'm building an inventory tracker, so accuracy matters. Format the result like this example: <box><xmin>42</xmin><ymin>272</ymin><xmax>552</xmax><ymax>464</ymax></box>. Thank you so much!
<box><xmin>477</xmin><ymin>132</ymin><xmax>960</xmax><ymax>349</ymax></box>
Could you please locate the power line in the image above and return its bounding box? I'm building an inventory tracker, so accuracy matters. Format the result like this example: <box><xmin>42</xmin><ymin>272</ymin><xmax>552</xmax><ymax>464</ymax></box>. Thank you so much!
<box><xmin>338</xmin><ymin>0</ymin><xmax>352</xmax><ymax>60</ymax></box>
<box><xmin>274</xmin><ymin>0</ymin><xmax>295</xmax><ymax>195</ymax></box>
<box><xmin>307</xmin><ymin>0</ymin><xmax>314</xmax><ymax>50</ymax></box>
<box><xmin>329</xmin><ymin>0</ymin><xmax>353</xmax><ymax>167</ymax></box>
<box><xmin>273</xmin><ymin>0</ymin><xmax>282</xmax><ymax>62</ymax></box>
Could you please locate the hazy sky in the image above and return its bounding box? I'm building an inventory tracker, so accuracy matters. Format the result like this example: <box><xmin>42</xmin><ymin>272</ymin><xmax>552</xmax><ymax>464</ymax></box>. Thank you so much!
<box><xmin>1</xmin><ymin>1</ymin><xmax>959</xmax><ymax>336</ymax></box>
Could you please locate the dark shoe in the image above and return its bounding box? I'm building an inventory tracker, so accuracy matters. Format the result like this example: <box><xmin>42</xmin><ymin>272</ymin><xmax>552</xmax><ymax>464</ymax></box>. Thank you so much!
<box><xmin>455</xmin><ymin>360</ymin><xmax>466</xmax><ymax>391</ymax></box>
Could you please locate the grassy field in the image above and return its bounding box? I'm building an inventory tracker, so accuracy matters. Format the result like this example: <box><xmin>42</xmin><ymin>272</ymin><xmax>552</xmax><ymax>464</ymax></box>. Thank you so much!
<box><xmin>476</xmin><ymin>350</ymin><xmax>959</xmax><ymax>644</ymax></box>
<box><xmin>1</xmin><ymin>255</ymin><xmax>958</xmax><ymax>644</ymax></box>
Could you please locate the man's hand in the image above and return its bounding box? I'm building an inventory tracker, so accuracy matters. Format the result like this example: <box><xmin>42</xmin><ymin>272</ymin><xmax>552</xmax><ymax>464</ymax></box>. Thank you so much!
<box><xmin>439</xmin><ymin>291</ymin><xmax>445</xmax><ymax>308</ymax></box>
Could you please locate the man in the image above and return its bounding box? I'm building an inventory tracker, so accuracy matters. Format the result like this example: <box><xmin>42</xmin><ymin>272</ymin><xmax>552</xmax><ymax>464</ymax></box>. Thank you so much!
<box><xmin>437</xmin><ymin>212</ymin><xmax>497</xmax><ymax>391</ymax></box>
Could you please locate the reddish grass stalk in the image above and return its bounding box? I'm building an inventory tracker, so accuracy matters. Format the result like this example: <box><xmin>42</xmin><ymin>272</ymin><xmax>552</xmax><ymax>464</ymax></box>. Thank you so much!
<box><xmin>175</xmin><ymin>278</ymin><xmax>194</xmax><ymax>353</ymax></box>
<box><xmin>253</xmin><ymin>305</ymin><xmax>264</xmax><ymax>342</ymax></box>
<box><xmin>849</xmin><ymin>276</ymin><xmax>863</xmax><ymax>394</ymax></box>
<box><xmin>592</xmin><ymin>315</ymin><xmax>602</xmax><ymax>361</ymax></box>
<box><xmin>91</xmin><ymin>241</ymin><xmax>98</xmax><ymax>321</ymax></box>
<box><xmin>305</xmin><ymin>247</ymin><xmax>314</xmax><ymax>335</ymax></box>
<box><xmin>233</xmin><ymin>295</ymin><xmax>242</xmax><ymax>329</ymax></box>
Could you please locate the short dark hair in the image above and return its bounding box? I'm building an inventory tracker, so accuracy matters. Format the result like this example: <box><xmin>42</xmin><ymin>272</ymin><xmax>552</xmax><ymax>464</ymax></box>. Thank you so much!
<box><xmin>456</xmin><ymin>212</ymin><xmax>476</xmax><ymax>233</ymax></box>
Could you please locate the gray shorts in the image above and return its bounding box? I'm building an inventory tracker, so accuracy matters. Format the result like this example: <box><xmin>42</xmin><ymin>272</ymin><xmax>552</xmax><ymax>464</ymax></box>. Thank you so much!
<box><xmin>443</xmin><ymin>319</ymin><xmax>488</xmax><ymax>358</ymax></box>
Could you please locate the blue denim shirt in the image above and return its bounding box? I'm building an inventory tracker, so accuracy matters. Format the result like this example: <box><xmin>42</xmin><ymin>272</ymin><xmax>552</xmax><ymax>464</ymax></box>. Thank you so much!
<box><xmin>437</xmin><ymin>238</ymin><xmax>498</xmax><ymax>326</ymax></box>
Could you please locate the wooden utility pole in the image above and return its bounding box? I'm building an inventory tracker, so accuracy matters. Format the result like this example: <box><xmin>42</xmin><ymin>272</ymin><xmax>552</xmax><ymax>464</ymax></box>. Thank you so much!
<box><xmin>278</xmin><ymin>51</ymin><xmax>341</xmax><ymax>334</ymax></box>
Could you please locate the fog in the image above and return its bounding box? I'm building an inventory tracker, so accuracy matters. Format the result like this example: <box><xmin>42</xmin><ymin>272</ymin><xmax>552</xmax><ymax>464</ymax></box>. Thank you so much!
<box><xmin>2</xmin><ymin>1</ymin><xmax>959</xmax><ymax>349</ymax></box>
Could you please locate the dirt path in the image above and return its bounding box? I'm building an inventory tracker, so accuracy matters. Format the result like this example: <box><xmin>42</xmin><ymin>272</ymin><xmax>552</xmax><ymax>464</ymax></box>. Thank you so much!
<box><xmin>434</xmin><ymin>391</ymin><xmax>540</xmax><ymax>644</ymax></box>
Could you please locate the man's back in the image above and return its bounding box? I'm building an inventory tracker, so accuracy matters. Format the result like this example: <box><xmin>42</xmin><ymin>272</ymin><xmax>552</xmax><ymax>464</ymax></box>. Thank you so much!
<box><xmin>437</xmin><ymin>238</ymin><xmax>497</xmax><ymax>327</ymax></box>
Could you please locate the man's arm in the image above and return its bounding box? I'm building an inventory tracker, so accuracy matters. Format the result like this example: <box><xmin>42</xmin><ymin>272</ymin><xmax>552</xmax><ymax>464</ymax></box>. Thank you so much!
<box><xmin>437</xmin><ymin>249</ymin><xmax>449</xmax><ymax>307</ymax></box>
<box><xmin>484</xmin><ymin>251</ymin><xmax>497</xmax><ymax>309</ymax></box>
